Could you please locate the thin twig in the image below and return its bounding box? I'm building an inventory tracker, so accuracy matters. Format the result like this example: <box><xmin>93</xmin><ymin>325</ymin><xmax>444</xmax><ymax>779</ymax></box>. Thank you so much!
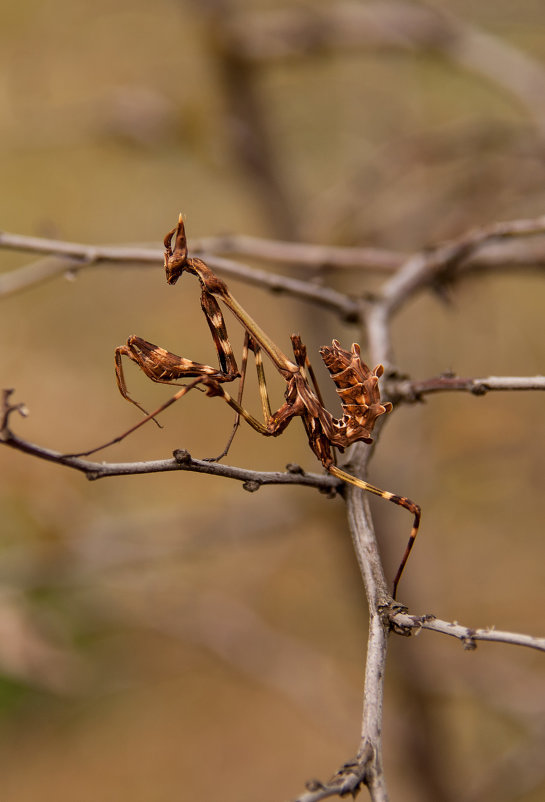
<box><xmin>0</xmin><ymin>255</ymin><xmax>83</xmax><ymax>296</ymax></box>
<box><xmin>366</xmin><ymin>215</ymin><xmax>545</xmax><ymax>369</ymax></box>
<box><xmin>195</xmin><ymin>232</ymin><xmax>545</xmax><ymax>274</ymax></box>
<box><xmin>0</xmin><ymin>391</ymin><xmax>339</xmax><ymax>492</ymax></box>
<box><xmin>194</xmin><ymin>234</ymin><xmax>403</xmax><ymax>272</ymax></box>
<box><xmin>382</xmin><ymin>214</ymin><xmax>545</xmax><ymax>316</ymax></box>
<box><xmin>202</xmin><ymin>254</ymin><xmax>359</xmax><ymax>320</ymax></box>
<box><xmin>290</xmin><ymin>751</ymin><xmax>372</xmax><ymax>802</ymax></box>
<box><xmin>390</xmin><ymin>374</ymin><xmax>545</xmax><ymax>403</ymax></box>
<box><xmin>0</xmin><ymin>229</ymin><xmax>161</xmax><ymax>263</ymax></box>
<box><xmin>392</xmin><ymin>613</ymin><xmax>545</xmax><ymax>653</ymax></box>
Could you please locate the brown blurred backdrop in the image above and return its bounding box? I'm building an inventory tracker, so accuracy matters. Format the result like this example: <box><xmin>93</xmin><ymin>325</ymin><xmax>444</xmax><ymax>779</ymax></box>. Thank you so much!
<box><xmin>0</xmin><ymin>2</ymin><xmax>544</xmax><ymax>801</ymax></box>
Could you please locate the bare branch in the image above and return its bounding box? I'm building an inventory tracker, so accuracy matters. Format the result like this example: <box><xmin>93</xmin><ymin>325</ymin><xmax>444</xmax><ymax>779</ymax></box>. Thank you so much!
<box><xmin>290</xmin><ymin>752</ymin><xmax>372</xmax><ymax>802</ymax></box>
<box><xmin>195</xmin><ymin>232</ymin><xmax>545</xmax><ymax>274</ymax></box>
<box><xmin>382</xmin><ymin>215</ymin><xmax>545</xmax><ymax>316</ymax></box>
<box><xmin>363</xmin><ymin>215</ymin><xmax>545</xmax><ymax>368</ymax></box>
<box><xmin>201</xmin><ymin>254</ymin><xmax>359</xmax><ymax>320</ymax></box>
<box><xmin>290</xmin><ymin>460</ymin><xmax>397</xmax><ymax>802</ymax></box>
<box><xmin>463</xmin><ymin>236</ymin><xmax>545</xmax><ymax>273</ymax></box>
<box><xmin>390</xmin><ymin>374</ymin><xmax>545</xmax><ymax>403</ymax></box>
<box><xmin>334</xmin><ymin>442</ymin><xmax>399</xmax><ymax>802</ymax></box>
<box><xmin>0</xmin><ymin>255</ymin><xmax>83</xmax><ymax>296</ymax></box>
<box><xmin>392</xmin><ymin>613</ymin><xmax>545</xmax><ymax>653</ymax></box>
<box><xmin>194</xmin><ymin>233</ymin><xmax>403</xmax><ymax>272</ymax></box>
<box><xmin>0</xmin><ymin>229</ymin><xmax>161</xmax><ymax>264</ymax></box>
<box><xmin>295</xmin><ymin>201</ymin><xmax>539</xmax><ymax>800</ymax></box>
<box><xmin>4</xmin><ymin>218</ymin><xmax>545</xmax><ymax>318</ymax></box>
<box><xmin>0</xmin><ymin>230</ymin><xmax>358</xmax><ymax>318</ymax></box>
<box><xmin>0</xmin><ymin>390</ymin><xmax>339</xmax><ymax>493</ymax></box>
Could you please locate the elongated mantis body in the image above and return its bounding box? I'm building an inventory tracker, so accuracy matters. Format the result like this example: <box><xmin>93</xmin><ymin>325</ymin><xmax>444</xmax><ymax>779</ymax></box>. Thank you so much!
<box><xmin>96</xmin><ymin>216</ymin><xmax>422</xmax><ymax>597</ymax></box>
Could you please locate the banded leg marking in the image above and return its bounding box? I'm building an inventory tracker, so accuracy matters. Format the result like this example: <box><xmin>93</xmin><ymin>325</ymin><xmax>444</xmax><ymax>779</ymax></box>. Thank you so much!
<box><xmin>329</xmin><ymin>464</ymin><xmax>421</xmax><ymax>598</ymax></box>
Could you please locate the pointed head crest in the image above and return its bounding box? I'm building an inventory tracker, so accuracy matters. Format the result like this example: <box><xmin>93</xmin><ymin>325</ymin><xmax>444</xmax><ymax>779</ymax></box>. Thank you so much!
<box><xmin>164</xmin><ymin>214</ymin><xmax>188</xmax><ymax>285</ymax></box>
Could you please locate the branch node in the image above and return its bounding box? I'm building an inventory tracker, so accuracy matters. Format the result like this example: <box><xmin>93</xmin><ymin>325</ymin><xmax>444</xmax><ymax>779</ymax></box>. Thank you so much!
<box><xmin>381</xmin><ymin>600</ymin><xmax>408</xmax><ymax>620</ymax></box>
<box><xmin>318</xmin><ymin>486</ymin><xmax>338</xmax><ymax>499</ymax></box>
<box><xmin>392</xmin><ymin>612</ymin><xmax>436</xmax><ymax>636</ymax></box>
<box><xmin>86</xmin><ymin>471</ymin><xmax>102</xmax><ymax>482</ymax></box>
<box><xmin>173</xmin><ymin>448</ymin><xmax>192</xmax><ymax>464</ymax></box>
<box><xmin>463</xmin><ymin>628</ymin><xmax>478</xmax><ymax>650</ymax></box>
<box><xmin>304</xmin><ymin>779</ymin><xmax>325</xmax><ymax>792</ymax></box>
<box><xmin>1</xmin><ymin>388</ymin><xmax>29</xmax><ymax>437</ymax></box>
<box><xmin>298</xmin><ymin>755</ymin><xmax>368</xmax><ymax>801</ymax></box>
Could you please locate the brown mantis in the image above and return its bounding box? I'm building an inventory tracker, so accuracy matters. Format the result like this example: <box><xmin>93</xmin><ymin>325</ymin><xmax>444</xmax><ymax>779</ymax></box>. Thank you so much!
<box><xmin>91</xmin><ymin>215</ymin><xmax>421</xmax><ymax>598</ymax></box>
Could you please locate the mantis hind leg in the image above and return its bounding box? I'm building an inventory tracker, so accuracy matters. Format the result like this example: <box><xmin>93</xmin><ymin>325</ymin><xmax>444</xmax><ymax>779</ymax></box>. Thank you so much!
<box><xmin>328</xmin><ymin>464</ymin><xmax>421</xmax><ymax>599</ymax></box>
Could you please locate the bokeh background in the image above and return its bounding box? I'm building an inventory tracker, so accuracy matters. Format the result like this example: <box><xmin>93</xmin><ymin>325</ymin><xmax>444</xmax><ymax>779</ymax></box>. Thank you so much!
<box><xmin>1</xmin><ymin>2</ymin><xmax>544</xmax><ymax>800</ymax></box>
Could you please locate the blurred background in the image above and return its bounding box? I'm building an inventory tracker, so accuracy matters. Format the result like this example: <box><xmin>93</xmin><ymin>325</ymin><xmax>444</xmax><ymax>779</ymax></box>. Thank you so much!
<box><xmin>1</xmin><ymin>1</ymin><xmax>544</xmax><ymax>800</ymax></box>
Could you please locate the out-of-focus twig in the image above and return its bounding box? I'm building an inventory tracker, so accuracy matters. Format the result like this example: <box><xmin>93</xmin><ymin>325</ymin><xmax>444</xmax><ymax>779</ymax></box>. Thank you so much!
<box><xmin>382</xmin><ymin>215</ymin><xmax>545</xmax><ymax>316</ymax></box>
<box><xmin>223</xmin><ymin>2</ymin><xmax>545</xmax><ymax>135</ymax></box>
<box><xmin>0</xmin><ymin>230</ymin><xmax>359</xmax><ymax>318</ymax></box>
<box><xmin>4</xmin><ymin>217</ymin><xmax>545</xmax><ymax>309</ymax></box>
<box><xmin>366</xmin><ymin>214</ymin><xmax>545</xmax><ymax>368</ymax></box>
<box><xmin>193</xmin><ymin>232</ymin><xmax>545</xmax><ymax>275</ymax></box>
<box><xmin>193</xmin><ymin>233</ymin><xmax>404</xmax><ymax>272</ymax></box>
<box><xmin>188</xmin><ymin>0</ymin><xmax>299</xmax><ymax>237</ymax></box>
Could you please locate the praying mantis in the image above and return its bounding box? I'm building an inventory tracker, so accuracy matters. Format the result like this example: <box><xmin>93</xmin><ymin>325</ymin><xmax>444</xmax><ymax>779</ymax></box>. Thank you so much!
<box><xmin>101</xmin><ymin>215</ymin><xmax>422</xmax><ymax>597</ymax></box>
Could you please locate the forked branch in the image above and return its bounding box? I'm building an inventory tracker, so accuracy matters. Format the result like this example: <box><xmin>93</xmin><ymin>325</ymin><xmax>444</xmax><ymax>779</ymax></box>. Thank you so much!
<box><xmin>4</xmin><ymin>214</ymin><xmax>545</xmax><ymax>311</ymax></box>
<box><xmin>391</xmin><ymin>613</ymin><xmax>545</xmax><ymax>652</ymax></box>
<box><xmin>2</xmin><ymin>210</ymin><xmax>545</xmax><ymax>802</ymax></box>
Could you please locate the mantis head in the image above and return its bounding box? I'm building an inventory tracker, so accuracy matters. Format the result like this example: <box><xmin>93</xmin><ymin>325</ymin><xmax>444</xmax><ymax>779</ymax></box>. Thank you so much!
<box><xmin>164</xmin><ymin>213</ymin><xmax>188</xmax><ymax>285</ymax></box>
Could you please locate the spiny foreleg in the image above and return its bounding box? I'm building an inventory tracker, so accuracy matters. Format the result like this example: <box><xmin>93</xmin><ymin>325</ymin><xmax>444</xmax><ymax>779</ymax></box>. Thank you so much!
<box><xmin>73</xmin><ymin>330</ymin><xmax>241</xmax><ymax>458</ymax></box>
<box><xmin>115</xmin><ymin>337</ymin><xmax>220</xmax><ymax>418</ymax></box>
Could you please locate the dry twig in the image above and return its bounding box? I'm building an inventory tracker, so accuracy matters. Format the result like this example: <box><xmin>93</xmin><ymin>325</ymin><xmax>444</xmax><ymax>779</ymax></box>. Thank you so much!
<box><xmin>222</xmin><ymin>2</ymin><xmax>545</xmax><ymax>135</ymax></box>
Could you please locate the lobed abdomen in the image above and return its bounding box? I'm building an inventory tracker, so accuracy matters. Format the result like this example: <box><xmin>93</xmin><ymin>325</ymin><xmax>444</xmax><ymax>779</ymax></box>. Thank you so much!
<box><xmin>320</xmin><ymin>339</ymin><xmax>392</xmax><ymax>443</ymax></box>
